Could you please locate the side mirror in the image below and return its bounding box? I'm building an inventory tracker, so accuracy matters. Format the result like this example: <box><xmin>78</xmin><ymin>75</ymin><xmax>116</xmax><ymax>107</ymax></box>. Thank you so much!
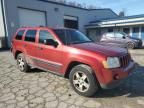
<box><xmin>122</xmin><ymin>36</ymin><xmax>126</xmax><ymax>39</ymax></box>
<box><xmin>44</xmin><ymin>39</ymin><xmax>58</xmax><ymax>47</ymax></box>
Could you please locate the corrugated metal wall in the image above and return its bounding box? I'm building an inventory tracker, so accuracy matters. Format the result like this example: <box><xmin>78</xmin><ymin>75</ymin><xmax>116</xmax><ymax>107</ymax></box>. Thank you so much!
<box><xmin>0</xmin><ymin>0</ymin><xmax>6</xmax><ymax>48</ymax></box>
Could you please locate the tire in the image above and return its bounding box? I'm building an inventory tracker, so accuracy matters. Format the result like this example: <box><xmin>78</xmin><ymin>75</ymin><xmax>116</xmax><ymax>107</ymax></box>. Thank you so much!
<box><xmin>69</xmin><ymin>64</ymin><xmax>99</xmax><ymax>97</ymax></box>
<box><xmin>17</xmin><ymin>53</ymin><xmax>30</xmax><ymax>72</ymax></box>
<box><xmin>127</xmin><ymin>42</ymin><xmax>135</xmax><ymax>49</ymax></box>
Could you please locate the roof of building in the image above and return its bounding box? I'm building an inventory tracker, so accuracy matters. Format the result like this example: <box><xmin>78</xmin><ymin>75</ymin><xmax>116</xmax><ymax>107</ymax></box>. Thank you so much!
<box><xmin>86</xmin><ymin>14</ymin><xmax>144</xmax><ymax>28</ymax></box>
<box><xmin>90</xmin><ymin>14</ymin><xmax>144</xmax><ymax>23</ymax></box>
<box><xmin>38</xmin><ymin>0</ymin><xmax>117</xmax><ymax>14</ymax></box>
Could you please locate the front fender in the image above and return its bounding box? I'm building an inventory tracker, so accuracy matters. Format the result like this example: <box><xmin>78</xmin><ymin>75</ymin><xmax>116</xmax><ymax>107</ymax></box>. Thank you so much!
<box><xmin>63</xmin><ymin>56</ymin><xmax>106</xmax><ymax>85</ymax></box>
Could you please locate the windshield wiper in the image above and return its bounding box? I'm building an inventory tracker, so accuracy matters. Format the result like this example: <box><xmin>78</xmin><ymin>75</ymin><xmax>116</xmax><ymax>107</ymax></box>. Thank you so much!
<box><xmin>71</xmin><ymin>41</ymin><xmax>92</xmax><ymax>44</ymax></box>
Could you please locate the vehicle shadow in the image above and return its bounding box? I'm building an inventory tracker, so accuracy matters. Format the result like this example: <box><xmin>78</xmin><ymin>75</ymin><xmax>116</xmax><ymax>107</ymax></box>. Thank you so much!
<box><xmin>27</xmin><ymin>68</ymin><xmax>46</xmax><ymax>73</ymax></box>
<box><xmin>27</xmin><ymin>63</ymin><xmax>144</xmax><ymax>99</ymax></box>
<box><xmin>94</xmin><ymin>63</ymin><xmax>144</xmax><ymax>98</ymax></box>
<box><xmin>0</xmin><ymin>48</ymin><xmax>10</xmax><ymax>52</ymax></box>
<box><xmin>134</xmin><ymin>46</ymin><xmax>144</xmax><ymax>49</ymax></box>
<box><xmin>140</xmin><ymin>46</ymin><xmax>144</xmax><ymax>49</ymax></box>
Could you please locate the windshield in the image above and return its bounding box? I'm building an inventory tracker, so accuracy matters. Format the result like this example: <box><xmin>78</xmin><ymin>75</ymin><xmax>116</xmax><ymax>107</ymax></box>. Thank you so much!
<box><xmin>119</xmin><ymin>32</ymin><xmax>127</xmax><ymax>36</ymax></box>
<box><xmin>114</xmin><ymin>32</ymin><xmax>127</xmax><ymax>38</ymax></box>
<box><xmin>53</xmin><ymin>29</ymin><xmax>92</xmax><ymax>45</ymax></box>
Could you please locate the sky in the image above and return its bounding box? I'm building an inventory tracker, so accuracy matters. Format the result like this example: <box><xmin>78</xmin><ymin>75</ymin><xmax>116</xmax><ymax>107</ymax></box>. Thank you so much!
<box><xmin>68</xmin><ymin>0</ymin><xmax>144</xmax><ymax>16</ymax></box>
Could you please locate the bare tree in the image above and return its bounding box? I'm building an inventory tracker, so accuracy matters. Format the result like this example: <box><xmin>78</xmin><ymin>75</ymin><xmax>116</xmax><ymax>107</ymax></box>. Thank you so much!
<box><xmin>58</xmin><ymin>0</ymin><xmax>66</xmax><ymax>4</ymax></box>
<box><xmin>76</xmin><ymin>3</ymin><xmax>83</xmax><ymax>8</ymax></box>
<box><xmin>119</xmin><ymin>8</ymin><xmax>126</xmax><ymax>17</ymax></box>
<box><xmin>87</xmin><ymin>5</ymin><xmax>97</xmax><ymax>9</ymax></box>
<box><xmin>119</xmin><ymin>11</ymin><xmax>125</xmax><ymax>17</ymax></box>
<box><xmin>68</xmin><ymin>1</ymin><xmax>77</xmax><ymax>6</ymax></box>
<box><xmin>48</xmin><ymin>0</ymin><xmax>97</xmax><ymax>9</ymax></box>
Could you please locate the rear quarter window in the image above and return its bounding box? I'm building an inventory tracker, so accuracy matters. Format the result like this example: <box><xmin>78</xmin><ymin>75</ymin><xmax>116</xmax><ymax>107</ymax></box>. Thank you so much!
<box><xmin>15</xmin><ymin>30</ymin><xmax>25</xmax><ymax>40</ymax></box>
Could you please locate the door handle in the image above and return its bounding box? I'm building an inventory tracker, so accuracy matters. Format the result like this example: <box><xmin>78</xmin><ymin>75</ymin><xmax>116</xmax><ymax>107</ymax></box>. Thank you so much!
<box><xmin>37</xmin><ymin>47</ymin><xmax>43</xmax><ymax>50</ymax></box>
<box><xmin>23</xmin><ymin>44</ymin><xmax>27</xmax><ymax>47</ymax></box>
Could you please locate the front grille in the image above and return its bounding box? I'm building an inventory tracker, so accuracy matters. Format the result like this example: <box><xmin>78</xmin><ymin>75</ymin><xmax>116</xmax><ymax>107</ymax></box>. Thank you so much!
<box><xmin>138</xmin><ymin>41</ymin><xmax>143</xmax><ymax>47</ymax></box>
<box><xmin>119</xmin><ymin>54</ymin><xmax>130</xmax><ymax>67</ymax></box>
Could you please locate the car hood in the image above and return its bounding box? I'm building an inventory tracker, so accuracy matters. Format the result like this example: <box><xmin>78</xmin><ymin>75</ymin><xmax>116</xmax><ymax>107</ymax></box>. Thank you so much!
<box><xmin>128</xmin><ymin>36</ymin><xmax>142</xmax><ymax>41</ymax></box>
<box><xmin>70</xmin><ymin>42</ymin><xmax>128</xmax><ymax>57</ymax></box>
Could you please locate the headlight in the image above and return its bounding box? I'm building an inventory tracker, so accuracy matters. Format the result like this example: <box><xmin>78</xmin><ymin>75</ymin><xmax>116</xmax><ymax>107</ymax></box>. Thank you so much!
<box><xmin>134</xmin><ymin>40</ymin><xmax>139</xmax><ymax>42</ymax></box>
<box><xmin>103</xmin><ymin>57</ymin><xmax>120</xmax><ymax>69</ymax></box>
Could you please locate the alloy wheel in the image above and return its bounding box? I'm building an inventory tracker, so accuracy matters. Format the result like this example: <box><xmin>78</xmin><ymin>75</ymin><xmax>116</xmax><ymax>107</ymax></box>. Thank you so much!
<box><xmin>73</xmin><ymin>71</ymin><xmax>90</xmax><ymax>92</ymax></box>
<box><xmin>17</xmin><ymin>57</ymin><xmax>25</xmax><ymax>71</ymax></box>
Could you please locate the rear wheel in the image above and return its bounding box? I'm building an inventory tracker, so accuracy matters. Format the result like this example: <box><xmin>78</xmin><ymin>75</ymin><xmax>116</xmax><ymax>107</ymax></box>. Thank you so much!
<box><xmin>17</xmin><ymin>53</ymin><xmax>30</xmax><ymax>72</ymax></box>
<box><xmin>127</xmin><ymin>42</ymin><xmax>135</xmax><ymax>49</ymax></box>
<box><xmin>69</xmin><ymin>64</ymin><xmax>99</xmax><ymax>97</ymax></box>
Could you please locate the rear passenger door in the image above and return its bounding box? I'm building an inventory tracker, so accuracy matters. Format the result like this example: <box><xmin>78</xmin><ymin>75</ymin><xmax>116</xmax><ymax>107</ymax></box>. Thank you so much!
<box><xmin>23</xmin><ymin>29</ymin><xmax>38</xmax><ymax>66</ymax></box>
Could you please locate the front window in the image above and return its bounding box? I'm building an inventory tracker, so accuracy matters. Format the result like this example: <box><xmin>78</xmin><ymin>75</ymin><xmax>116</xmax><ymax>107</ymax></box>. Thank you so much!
<box><xmin>39</xmin><ymin>30</ymin><xmax>54</xmax><ymax>44</ymax></box>
<box><xmin>115</xmin><ymin>32</ymin><xmax>125</xmax><ymax>38</ymax></box>
<box><xmin>54</xmin><ymin>29</ymin><xmax>92</xmax><ymax>45</ymax></box>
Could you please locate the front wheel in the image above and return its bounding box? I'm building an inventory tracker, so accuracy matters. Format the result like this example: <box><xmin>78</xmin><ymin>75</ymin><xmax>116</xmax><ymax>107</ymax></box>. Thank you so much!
<box><xmin>69</xmin><ymin>64</ymin><xmax>99</xmax><ymax>97</ymax></box>
<box><xmin>127</xmin><ymin>42</ymin><xmax>135</xmax><ymax>49</ymax></box>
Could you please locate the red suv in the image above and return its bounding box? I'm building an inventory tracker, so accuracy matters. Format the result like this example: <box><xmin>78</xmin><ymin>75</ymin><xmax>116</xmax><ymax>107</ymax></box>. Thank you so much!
<box><xmin>11</xmin><ymin>27</ymin><xmax>135</xmax><ymax>97</ymax></box>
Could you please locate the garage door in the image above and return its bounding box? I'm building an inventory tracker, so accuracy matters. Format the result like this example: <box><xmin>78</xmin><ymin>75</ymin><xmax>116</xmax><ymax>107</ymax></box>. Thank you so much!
<box><xmin>18</xmin><ymin>8</ymin><xmax>46</xmax><ymax>27</ymax></box>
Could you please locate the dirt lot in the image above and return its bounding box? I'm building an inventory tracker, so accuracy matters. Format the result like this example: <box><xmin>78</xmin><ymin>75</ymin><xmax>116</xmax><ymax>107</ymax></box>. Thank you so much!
<box><xmin>0</xmin><ymin>49</ymin><xmax>144</xmax><ymax>108</ymax></box>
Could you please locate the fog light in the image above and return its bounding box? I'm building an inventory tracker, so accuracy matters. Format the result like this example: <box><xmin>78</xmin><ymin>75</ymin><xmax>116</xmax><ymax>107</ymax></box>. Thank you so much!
<box><xmin>114</xmin><ymin>74</ymin><xmax>120</xmax><ymax>80</ymax></box>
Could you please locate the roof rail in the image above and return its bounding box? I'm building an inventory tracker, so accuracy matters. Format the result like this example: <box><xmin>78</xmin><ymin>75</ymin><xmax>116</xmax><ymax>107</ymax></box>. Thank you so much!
<box><xmin>20</xmin><ymin>25</ymin><xmax>46</xmax><ymax>28</ymax></box>
<box><xmin>39</xmin><ymin>25</ymin><xmax>45</xmax><ymax>27</ymax></box>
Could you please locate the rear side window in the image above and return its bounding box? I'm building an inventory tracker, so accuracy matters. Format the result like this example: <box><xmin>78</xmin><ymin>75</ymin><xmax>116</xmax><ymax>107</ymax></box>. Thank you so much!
<box><xmin>15</xmin><ymin>30</ymin><xmax>25</xmax><ymax>40</ymax></box>
<box><xmin>25</xmin><ymin>30</ymin><xmax>37</xmax><ymax>42</ymax></box>
<box><xmin>39</xmin><ymin>30</ymin><xmax>54</xmax><ymax>44</ymax></box>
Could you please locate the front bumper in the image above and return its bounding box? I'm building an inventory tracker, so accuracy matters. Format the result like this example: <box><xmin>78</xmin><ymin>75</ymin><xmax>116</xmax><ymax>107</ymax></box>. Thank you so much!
<box><xmin>135</xmin><ymin>41</ymin><xmax>143</xmax><ymax>48</ymax></box>
<box><xmin>100</xmin><ymin>61</ymin><xmax>135</xmax><ymax>89</ymax></box>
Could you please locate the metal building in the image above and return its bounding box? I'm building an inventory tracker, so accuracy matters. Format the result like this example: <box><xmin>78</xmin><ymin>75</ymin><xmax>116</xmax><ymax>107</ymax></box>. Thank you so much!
<box><xmin>0</xmin><ymin>0</ymin><xmax>118</xmax><ymax>48</ymax></box>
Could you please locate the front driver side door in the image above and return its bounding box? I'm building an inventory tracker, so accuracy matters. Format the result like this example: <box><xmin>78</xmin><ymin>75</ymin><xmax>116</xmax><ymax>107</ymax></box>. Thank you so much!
<box><xmin>36</xmin><ymin>29</ymin><xmax>63</xmax><ymax>74</ymax></box>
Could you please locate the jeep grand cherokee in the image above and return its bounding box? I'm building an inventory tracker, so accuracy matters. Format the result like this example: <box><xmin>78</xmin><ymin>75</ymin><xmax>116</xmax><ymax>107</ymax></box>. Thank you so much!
<box><xmin>11</xmin><ymin>27</ymin><xmax>135</xmax><ymax>97</ymax></box>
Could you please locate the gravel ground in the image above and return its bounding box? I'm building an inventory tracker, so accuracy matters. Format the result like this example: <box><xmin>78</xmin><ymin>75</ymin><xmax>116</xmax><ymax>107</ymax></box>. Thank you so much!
<box><xmin>0</xmin><ymin>49</ymin><xmax>144</xmax><ymax>108</ymax></box>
